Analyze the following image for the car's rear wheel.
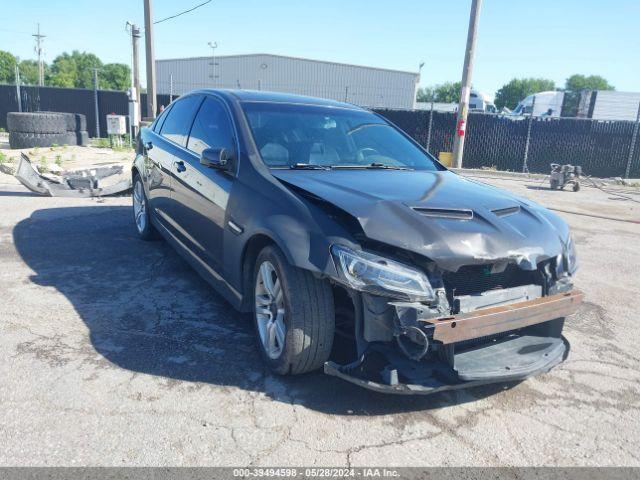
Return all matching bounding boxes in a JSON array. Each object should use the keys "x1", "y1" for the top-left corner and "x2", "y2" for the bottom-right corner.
[
  {"x1": 132, "y1": 174, "x2": 158, "y2": 240},
  {"x1": 253, "y1": 245, "x2": 335, "y2": 375}
]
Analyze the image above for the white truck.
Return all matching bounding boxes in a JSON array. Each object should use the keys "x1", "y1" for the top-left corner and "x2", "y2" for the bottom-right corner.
[
  {"x1": 469, "y1": 90, "x2": 497, "y2": 113},
  {"x1": 511, "y1": 91, "x2": 565, "y2": 118},
  {"x1": 579, "y1": 90, "x2": 640, "y2": 121}
]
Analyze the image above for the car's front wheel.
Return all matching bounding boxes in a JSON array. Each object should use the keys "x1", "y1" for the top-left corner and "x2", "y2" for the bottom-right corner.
[{"x1": 253, "y1": 245, "x2": 335, "y2": 375}]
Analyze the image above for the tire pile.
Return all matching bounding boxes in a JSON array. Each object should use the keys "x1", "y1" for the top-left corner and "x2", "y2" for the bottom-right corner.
[{"x1": 7, "y1": 112, "x2": 90, "y2": 149}]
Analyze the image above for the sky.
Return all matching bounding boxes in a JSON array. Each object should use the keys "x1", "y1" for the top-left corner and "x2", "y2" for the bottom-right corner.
[{"x1": 1, "y1": 0, "x2": 639, "y2": 97}]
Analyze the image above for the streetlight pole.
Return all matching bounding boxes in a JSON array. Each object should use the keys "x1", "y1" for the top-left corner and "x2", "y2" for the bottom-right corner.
[
  {"x1": 452, "y1": 0, "x2": 482, "y2": 169},
  {"x1": 415, "y1": 61, "x2": 425, "y2": 109},
  {"x1": 208, "y1": 41, "x2": 218, "y2": 87}
]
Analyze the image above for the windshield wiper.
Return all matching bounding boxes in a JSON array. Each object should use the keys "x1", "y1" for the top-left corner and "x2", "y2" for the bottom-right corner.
[
  {"x1": 288, "y1": 163, "x2": 331, "y2": 170},
  {"x1": 330, "y1": 163, "x2": 412, "y2": 170},
  {"x1": 367, "y1": 163, "x2": 412, "y2": 170}
]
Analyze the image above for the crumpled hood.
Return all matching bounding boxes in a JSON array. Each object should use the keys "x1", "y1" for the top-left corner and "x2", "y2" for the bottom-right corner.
[{"x1": 272, "y1": 169, "x2": 570, "y2": 272}]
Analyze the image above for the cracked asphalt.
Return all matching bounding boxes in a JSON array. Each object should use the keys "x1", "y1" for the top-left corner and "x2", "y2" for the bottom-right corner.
[{"x1": 0, "y1": 170, "x2": 639, "y2": 467}]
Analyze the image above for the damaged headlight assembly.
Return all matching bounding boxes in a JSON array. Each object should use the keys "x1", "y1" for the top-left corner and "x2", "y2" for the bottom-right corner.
[{"x1": 330, "y1": 245, "x2": 435, "y2": 301}]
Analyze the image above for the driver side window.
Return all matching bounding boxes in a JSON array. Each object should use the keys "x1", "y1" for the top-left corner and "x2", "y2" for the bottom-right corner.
[{"x1": 187, "y1": 97, "x2": 234, "y2": 156}]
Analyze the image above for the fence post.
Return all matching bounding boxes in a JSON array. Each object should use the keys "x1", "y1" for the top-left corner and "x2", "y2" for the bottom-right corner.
[
  {"x1": 425, "y1": 101, "x2": 434, "y2": 152},
  {"x1": 15, "y1": 66, "x2": 22, "y2": 112},
  {"x1": 624, "y1": 102, "x2": 640, "y2": 179},
  {"x1": 93, "y1": 68, "x2": 100, "y2": 138},
  {"x1": 522, "y1": 96, "x2": 536, "y2": 173}
]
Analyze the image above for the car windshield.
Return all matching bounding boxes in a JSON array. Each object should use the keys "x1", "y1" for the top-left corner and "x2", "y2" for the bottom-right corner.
[{"x1": 242, "y1": 102, "x2": 444, "y2": 171}]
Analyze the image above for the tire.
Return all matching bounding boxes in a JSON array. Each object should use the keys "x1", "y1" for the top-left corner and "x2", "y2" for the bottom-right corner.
[
  {"x1": 550, "y1": 179, "x2": 559, "y2": 190},
  {"x1": 63, "y1": 113, "x2": 87, "y2": 132},
  {"x1": 77, "y1": 130, "x2": 90, "y2": 146},
  {"x1": 132, "y1": 174, "x2": 158, "y2": 240},
  {"x1": 9, "y1": 131, "x2": 77, "y2": 149},
  {"x1": 253, "y1": 245, "x2": 335, "y2": 375},
  {"x1": 7, "y1": 112, "x2": 68, "y2": 134},
  {"x1": 37, "y1": 112, "x2": 87, "y2": 132}
]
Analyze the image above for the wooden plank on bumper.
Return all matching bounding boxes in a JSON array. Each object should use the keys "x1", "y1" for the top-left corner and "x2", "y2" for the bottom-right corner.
[{"x1": 422, "y1": 290, "x2": 584, "y2": 344}]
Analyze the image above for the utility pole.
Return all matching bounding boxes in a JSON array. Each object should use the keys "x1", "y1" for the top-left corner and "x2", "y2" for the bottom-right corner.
[
  {"x1": 144, "y1": 0, "x2": 157, "y2": 119},
  {"x1": 452, "y1": 0, "x2": 482, "y2": 168},
  {"x1": 93, "y1": 68, "x2": 100, "y2": 138},
  {"x1": 32, "y1": 23, "x2": 46, "y2": 86},
  {"x1": 131, "y1": 24, "x2": 141, "y2": 115}
]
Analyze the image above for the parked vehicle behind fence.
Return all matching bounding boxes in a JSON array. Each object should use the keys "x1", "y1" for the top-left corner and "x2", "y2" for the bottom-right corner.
[
  {"x1": 511, "y1": 91, "x2": 565, "y2": 118},
  {"x1": 131, "y1": 89, "x2": 582, "y2": 395}
]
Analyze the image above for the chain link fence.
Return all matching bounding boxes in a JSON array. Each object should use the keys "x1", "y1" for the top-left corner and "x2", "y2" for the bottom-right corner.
[
  {"x1": 2, "y1": 83, "x2": 639, "y2": 178},
  {"x1": 374, "y1": 109, "x2": 640, "y2": 178}
]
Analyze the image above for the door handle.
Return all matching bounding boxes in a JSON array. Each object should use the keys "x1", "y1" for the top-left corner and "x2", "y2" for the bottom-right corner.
[{"x1": 173, "y1": 160, "x2": 186, "y2": 173}]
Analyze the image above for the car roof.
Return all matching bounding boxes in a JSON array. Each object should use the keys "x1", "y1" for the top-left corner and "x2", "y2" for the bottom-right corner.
[{"x1": 190, "y1": 89, "x2": 365, "y2": 110}]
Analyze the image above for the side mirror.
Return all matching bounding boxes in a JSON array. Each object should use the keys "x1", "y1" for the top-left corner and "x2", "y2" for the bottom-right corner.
[{"x1": 200, "y1": 147, "x2": 231, "y2": 169}]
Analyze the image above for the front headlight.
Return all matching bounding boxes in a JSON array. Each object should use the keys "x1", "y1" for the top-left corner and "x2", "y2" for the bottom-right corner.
[{"x1": 330, "y1": 245, "x2": 435, "y2": 301}]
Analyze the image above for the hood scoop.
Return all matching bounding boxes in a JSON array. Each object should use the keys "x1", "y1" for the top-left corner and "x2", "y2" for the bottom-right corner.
[
  {"x1": 412, "y1": 207, "x2": 474, "y2": 220},
  {"x1": 492, "y1": 205, "x2": 521, "y2": 217}
]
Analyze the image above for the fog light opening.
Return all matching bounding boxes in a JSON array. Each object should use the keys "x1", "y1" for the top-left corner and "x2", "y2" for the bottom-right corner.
[{"x1": 396, "y1": 326, "x2": 430, "y2": 361}]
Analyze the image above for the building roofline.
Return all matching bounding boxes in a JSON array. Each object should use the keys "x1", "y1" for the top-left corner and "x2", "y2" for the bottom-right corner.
[{"x1": 156, "y1": 52, "x2": 419, "y2": 77}]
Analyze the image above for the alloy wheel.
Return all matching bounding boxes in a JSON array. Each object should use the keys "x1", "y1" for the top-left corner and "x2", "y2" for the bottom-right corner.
[
  {"x1": 255, "y1": 261, "x2": 286, "y2": 359},
  {"x1": 133, "y1": 180, "x2": 147, "y2": 234}
]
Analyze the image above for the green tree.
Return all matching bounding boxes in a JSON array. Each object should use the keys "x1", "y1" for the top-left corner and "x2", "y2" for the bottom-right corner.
[
  {"x1": 18, "y1": 59, "x2": 46, "y2": 85},
  {"x1": 416, "y1": 86, "x2": 435, "y2": 102},
  {"x1": 561, "y1": 74, "x2": 614, "y2": 117},
  {"x1": 495, "y1": 78, "x2": 556, "y2": 110},
  {"x1": 101, "y1": 63, "x2": 131, "y2": 90},
  {"x1": 48, "y1": 51, "x2": 103, "y2": 88},
  {"x1": 0, "y1": 50, "x2": 18, "y2": 83},
  {"x1": 416, "y1": 81, "x2": 461, "y2": 104},
  {"x1": 565, "y1": 74, "x2": 614, "y2": 92}
]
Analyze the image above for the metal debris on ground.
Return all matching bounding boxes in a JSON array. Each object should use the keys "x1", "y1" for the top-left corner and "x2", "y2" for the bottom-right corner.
[{"x1": 14, "y1": 153, "x2": 131, "y2": 198}]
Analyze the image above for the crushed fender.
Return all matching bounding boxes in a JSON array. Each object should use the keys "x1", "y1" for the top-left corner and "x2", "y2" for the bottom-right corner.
[{"x1": 15, "y1": 153, "x2": 131, "y2": 198}]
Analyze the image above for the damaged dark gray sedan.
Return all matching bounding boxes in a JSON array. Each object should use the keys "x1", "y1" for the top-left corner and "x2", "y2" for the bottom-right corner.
[{"x1": 132, "y1": 89, "x2": 582, "y2": 394}]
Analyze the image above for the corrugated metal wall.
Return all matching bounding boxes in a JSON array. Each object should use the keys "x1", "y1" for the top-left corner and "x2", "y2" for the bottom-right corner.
[{"x1": 156, "y1": 54, "x2": 419, "y2": 109}]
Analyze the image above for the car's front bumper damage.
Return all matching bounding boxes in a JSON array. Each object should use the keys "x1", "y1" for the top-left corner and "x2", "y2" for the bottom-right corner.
[{"x1": 324, "y1": 289, "x2": 583, "y2": 395}]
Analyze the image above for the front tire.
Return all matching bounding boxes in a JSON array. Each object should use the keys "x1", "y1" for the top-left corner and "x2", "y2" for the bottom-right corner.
[
  {"x1": 132, "y1": 174, "x2": 158, "y2": 240},
  {"x1": 253, "y1": 246, "x2": 335, "y2": 375}
]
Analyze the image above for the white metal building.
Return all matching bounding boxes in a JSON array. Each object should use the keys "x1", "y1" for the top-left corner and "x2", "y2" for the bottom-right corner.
[{"x1": 156, "y1": 53, "x2": 420, "y2": 109}]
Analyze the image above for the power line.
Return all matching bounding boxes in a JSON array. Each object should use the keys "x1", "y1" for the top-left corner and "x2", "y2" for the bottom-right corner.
[
  {"x1": 0, "y1": 28, "x2": 32, "y2": 35},
  {"x1": 153, "y1": 0, "x2": 212, "y2": 25}
]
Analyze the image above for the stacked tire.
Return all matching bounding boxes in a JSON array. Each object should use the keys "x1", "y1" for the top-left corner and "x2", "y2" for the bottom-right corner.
[{"x1": 7, "y1": 112, "x2": 89, "y2": 149}]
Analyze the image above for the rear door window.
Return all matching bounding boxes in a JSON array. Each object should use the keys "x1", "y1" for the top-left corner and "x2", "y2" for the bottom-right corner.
[
  {"x1": 187, "y1": 97, "x2": 235, "y2": 156},
  {"x1": 159, "y1": 95, "x2": 203, "y2": 147},
  {"x1": 152, "y1": 104, "x2": 173, "y2": 132}
]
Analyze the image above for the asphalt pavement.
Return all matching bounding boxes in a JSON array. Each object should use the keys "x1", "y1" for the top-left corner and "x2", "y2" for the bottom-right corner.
[{"x1": 0, "y1": 170, "x2": 638, "y2": 466}]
